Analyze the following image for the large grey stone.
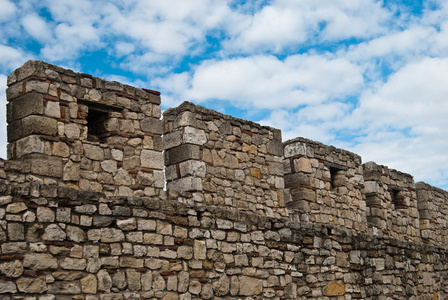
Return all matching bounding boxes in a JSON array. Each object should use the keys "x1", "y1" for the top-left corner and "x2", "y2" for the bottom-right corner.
[
  {"x1": 17, "y1": 275, "x2": 47, "y2": 293},
  {"x1": 141, "y1": 117, "x2": 163, "y2": 134},
  {"x1": 141, "y1": 149, "x2": 164, "y2": 170},
  {"x1": 10, "y1": 92, "x2": 44, "y2": 120},
  {"x1": 23, "y1": 253, "x2": 57, "y2": 270}
]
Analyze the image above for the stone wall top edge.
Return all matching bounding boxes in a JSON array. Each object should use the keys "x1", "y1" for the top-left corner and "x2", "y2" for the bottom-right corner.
[
  {"x1": 7, "y1": 60, "x2": 161, "y2": 104},
  {"x1": 164, "y1": 101, "x2": 281, "y2": 135},
  {"x1": 416, "y1": 181, "x2": 448, "y2": 195},
  {"x1": 363, "y1": 161, "x2": 415, "y2": 183},
  {"x1": 283, "y1": 136, "x2": 361, "y2": 161}
]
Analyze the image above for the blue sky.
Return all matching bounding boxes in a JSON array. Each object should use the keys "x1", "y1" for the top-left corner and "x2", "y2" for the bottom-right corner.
[{"x1": 1, "y1": 0, "x2": 448, "y2": 189}]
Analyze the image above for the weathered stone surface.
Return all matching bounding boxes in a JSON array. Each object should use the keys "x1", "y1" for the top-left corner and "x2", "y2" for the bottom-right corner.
[
  {"x1": 66, "y1": 225, "x2": 87, "y2": 242},
  {"x1": 323, "y1": 281, "x2": 345, "y2": 296},
  {"x1": 81, "y1": 274, "x2": 98, "y2": 294},
  {"x1": 0, "y1": 260, "x2": 23, "y2": 278},
  {"x1": 59, "y1": 257, "x2": 87, "y2": 270},
  {"x1": 239, "y1": 276, "x2": 262, "y2": 296},
  {"x1": 141, "y1": 149, "x2": 164, "y2": 170},
  {"x1": 0, "y1": 279, "x2": 17, "y2": 293},
  {"x1": 43, "y1": 224, "x2": 66, "y2": 241},
  {"x1": 101, "y1": 228, "x2": 125, "y2": 242},
  {"x1": 24, "y1": 253, "x2": 57, "y2": 270},
  {"x1": 213, "y1": 274, "x2": 230, "y2": 296},
  {"x1": 183, "y1": 127, "x2": 207, "y2": 145},
  {"x1": 47, "y1": 281, "x2": 81, "y2": 294},
  {"x1": 17, "y1": 275, "x2": 47, "y2": 293}
]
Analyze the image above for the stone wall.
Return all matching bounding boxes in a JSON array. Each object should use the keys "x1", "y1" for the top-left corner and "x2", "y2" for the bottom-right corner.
[
  {"x1": 416, "y1": 182, "x2": 448, "y2": 247},
  {"x1": 1, "y1": 180, "x2": 448, "y2": 299},
  {"x1": 283, "y1": 137, "x2": 367, "y2": 233},
  {"x1": 1, "y1": 60, "x2": 448, "y2": 299},
  {"x1": 164, "y1": 102, "x2": 288, "y2": 219},
  {"x1": 363, "y1": 161, "x2": 420, "y2": 243},
  {"x1": 5, "y1": 60, "x2": 164, "y2": 198}
]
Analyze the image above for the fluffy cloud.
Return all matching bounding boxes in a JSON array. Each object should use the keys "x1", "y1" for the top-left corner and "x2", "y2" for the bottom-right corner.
[
  {"x1": 0, "y1": 0, "x2": 16, "y2": 21},
  {"x1": 224, "y1": 0, "x2": 390, "y2": 53},
  {"x1": 22, "y1": 13, "x2": 53, "y2": 42},
  {"x1": 156, "y1": 54, "x2": 363, "y2": 109}
]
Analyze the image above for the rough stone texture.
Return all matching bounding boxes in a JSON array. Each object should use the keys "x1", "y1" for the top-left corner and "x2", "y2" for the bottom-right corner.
[
  {"x1": 164, "y1": 102, "x2": 288, "y2": 218},
  {"x1": 284, "y1": 137, "x2": 367, "y2": 233},
  {"x1": 5, "y1": 60, "x2": 164, "y2": 198},
  {"x1": 1, "y1": 60, "x2": 448, "y2": 299}
]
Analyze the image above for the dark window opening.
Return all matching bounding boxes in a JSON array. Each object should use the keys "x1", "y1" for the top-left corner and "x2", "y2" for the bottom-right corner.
[
  {"x1": 325, "y1": 161, "x2": 348, "y2": 191},
  {"x1": 391, "y1": 188, "x2": 406, "y2": 209},
  {"x1": 86, "y1": 107, "x2": 110, "y2": 142},
  {"x1": 330, "y1": 167, "x2": 344, "y2": 190}
]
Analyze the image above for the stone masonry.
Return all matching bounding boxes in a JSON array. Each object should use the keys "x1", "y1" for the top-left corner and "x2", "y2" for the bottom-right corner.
[{"x1": 1, "y1": 61, "x2": 448, "y2": 299}]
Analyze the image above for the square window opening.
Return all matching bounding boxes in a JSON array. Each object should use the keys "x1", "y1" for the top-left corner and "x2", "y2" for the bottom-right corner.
[
  {"x1": 86, "y1": 107, "x2": 110, "y2": 142},
  {"x1": 391, "y1": 188, "x2": 406, "y2": 209},
  {"x1": 330, "y1": 167, "x2": 345, "y2": 190}
]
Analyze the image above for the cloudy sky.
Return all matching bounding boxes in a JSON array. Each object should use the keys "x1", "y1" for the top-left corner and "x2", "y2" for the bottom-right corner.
[{"x1": 1, "y1": 0, "x2": 448, "y2": 189}]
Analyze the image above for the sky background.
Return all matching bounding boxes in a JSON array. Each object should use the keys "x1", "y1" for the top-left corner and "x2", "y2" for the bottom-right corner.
[{"x1": 1, "y1": 0, "x2": 448, "y2": 189}]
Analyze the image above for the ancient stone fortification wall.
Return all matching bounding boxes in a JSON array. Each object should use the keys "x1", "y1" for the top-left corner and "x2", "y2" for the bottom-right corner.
[
  {"x1": 283, "y1": 137, "x2": 367, "y2": 233},
  {"x1": 5, "y1": 60, "x2": 164, "y2": 198},
  {"x1": 1, "y1": 61, "x2": 448, "y2": 299},
  {"x1": 163, "y1": 102, "x2": 287, "y2": 219}
]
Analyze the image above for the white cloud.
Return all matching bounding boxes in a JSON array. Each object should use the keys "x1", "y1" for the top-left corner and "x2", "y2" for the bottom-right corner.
[
  {"x1": 0, "y1": 0, "x2": 16, "y2": 21},
  {"x1": 224, "y1": 0, "x2": 391, "y2": 53},
  {"x1": 0, "y1": 44, "x2": 31, "y2": 71},
  {"x1": 22, "y1": 13, "x2": 52, "y2": 42},
  {"x1": 156, "y1": 54, "x2": 363, "y2": 109}
]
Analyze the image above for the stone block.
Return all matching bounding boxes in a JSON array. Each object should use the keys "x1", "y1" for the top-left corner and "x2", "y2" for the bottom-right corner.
[
  {"x1": 238, "y1": 276, "x2": 262, "y2": 296},
  {"x1": 167, "y1": 176, "x2": 203, "y2": 192},
  {"x1": 0, "y1": 279, "x2": 18, "y2": 293},
  {"x1": 17, "y1": 275, "x2": 47, "y2": 293},
  {"x1": 22, "y1": 115, "x2": 58, "y2": 137},
  {"x1": 141, "y1": 149, "x2": 164, "y2": 170},
  {"x1": 47, "y1": 281, "x2": 81, "y2": 294},
  {"x1": 284, "y1": 141, "x2": 307, "y2": 158},
  {"x1": 30, "y1": 155, "x2": 63, "y2": 178},
  {"x1": 183, "y1": 127, "x2": 207, "y2": 145},
  {"x1": 23, "y1": 253, "x2": 58, "y2": 270},
  {"x1": 165, "y1": 144, "x2": 201, "y2": 165},
  {"x1": 9, "y1": 92, "x2": 44, "y2": 120},
  {"x1": 290, "y1": 187, "x2": 315, "y2": 202},
  {"x1": 323, "y1": 281, "x2": 345, "y2": 296},
  {"x1": 7, "y1": 60, "x2": 46, "y2": 85},
  {"x1": 179, "y1": 160, "x2": 206, "y2": 178},
  {"x1": 267, "y1": 140, "x2": 283, "y2": 156},
  {"x1": 6, "y1": 83, "x2": 23, "y2": 102},
  {"x1": 84, "y1": 144, "x2": 105, "y2": 161},
  {"x1": 174, "y1": 111, "x2": 196, "y2": 127},
  {"x1": 163, "y1": 130, "x2": 182, "y2": 150},
  {"x1": 141, "y1": 117, "x2": 164, "y2": 135}
]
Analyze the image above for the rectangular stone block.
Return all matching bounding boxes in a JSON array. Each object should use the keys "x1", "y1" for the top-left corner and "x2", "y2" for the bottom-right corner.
[
  {"x1": 284, "y1": 173, "x2": 310, "y2": 187},
  {"x1": 165, "y1": 144, "x2": 200, "y2": 165},
  {"x1": 141, "y1": 149, "x2": 164, "y2": 170},
  {"x1": 166, "y1": 176, "x2": 202, "y2": 192},
  {"x1": 141, "y1": 117, "x2": 164, "y2": 135},
  {"x1": 163, "y1": 131, "x2": 182, "y2": 150},
  {"x1": 29, "y1": 154, "x2": 63, "y2": 178},
  {"x1": 15, "y1": 135, "x2": 45, "y2": 158},
  {"x1": 9, "y1": 92, "x2": 45, "y2": 120}
]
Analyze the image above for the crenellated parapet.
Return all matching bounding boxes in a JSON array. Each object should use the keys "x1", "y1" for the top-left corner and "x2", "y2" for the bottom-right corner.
[
  {"x1": 5, "y1": 60, "x2": 164, "y2": 197},
  {"x1": 163, "y1": 101, "x2": 288, "y2": 218},
  {"x1": 363, "y1": 161, "x2": 420, "y2": 242},
  {"x1": 416, "y1": 181, "x2": 448, "y2": 246},
  {"x1": 283, "y1": 137, "x2": 367, "y2": 232},
  {"x1": 2, "y1": 60, "x2": 448, "y2": 299}
]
